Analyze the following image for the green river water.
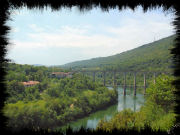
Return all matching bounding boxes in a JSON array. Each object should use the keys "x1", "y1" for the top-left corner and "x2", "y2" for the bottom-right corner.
[{"x1": 57, "y1": 86, "x2": 145, "y2": 131}]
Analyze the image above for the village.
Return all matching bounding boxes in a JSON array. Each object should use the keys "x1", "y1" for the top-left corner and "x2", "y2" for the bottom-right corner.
[{"x1": 21, "y1": 72, "x2": 74, "y2": 87}]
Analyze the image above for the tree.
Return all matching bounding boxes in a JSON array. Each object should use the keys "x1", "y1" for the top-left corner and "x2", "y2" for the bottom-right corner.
[
  {"x1": 97, "y1": 75, "x2": 176, "y2": 131},
  {"x1": 145, "y1": 74, "x2": 176, "y2": 113}
]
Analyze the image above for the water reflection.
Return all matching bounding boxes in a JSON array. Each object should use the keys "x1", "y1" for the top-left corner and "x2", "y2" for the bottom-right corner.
[
  {"x1": 59, "y1": 87, "x2": 145, "y2": 131},
  {"x1": 134, "y1": 96, "x2": 136, "y2": 112},
  {"x1": 87, "y1": 119, "x2": 99, "y2": 129}
]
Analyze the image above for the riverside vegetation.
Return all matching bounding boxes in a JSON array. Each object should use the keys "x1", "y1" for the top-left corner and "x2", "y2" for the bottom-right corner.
[
  {"x1": 3, "y1": 64, "x2": 176, "y2": 132},
  {"x1": 3, "y1": 63, "x2": 117, "y2": 130},
  {"x1": 96, "y1": 75, "x2": 176, "y2": 131},
  {"x1": 61, "y1": 35, "x2": 175, "y2": 93},
  {"x1": 3, "y1": 35, "x2": 176, "y2": 131}
]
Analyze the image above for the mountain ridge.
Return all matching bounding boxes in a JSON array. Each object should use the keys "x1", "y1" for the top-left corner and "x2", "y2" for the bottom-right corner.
[{"x1": 61, "y1": 35, "x2": 175, "y2": 72}]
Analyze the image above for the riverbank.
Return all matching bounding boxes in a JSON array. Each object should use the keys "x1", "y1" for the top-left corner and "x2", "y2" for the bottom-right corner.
[
  {"x1": 55, "y1": 87, "x2": 145, "y2": 132},
  {"x1": 4, "y1": 72, "x2": 118, "y2": 131},
  {"x1": 53, "y1": 98, "x2": 118, "y2": 131}
]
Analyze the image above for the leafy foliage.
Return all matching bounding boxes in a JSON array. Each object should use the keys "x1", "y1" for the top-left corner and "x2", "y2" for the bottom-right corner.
[
  {"x1": 97, "y1": 75, "x2": 176, "y2": 131},
  {"x1": 3, "y1": 63, "x2": 117, "y2": 130},
  {"x1": 145, "y1": 75, "x2": 176, "y2": 113},
  {"x1": 63, "y1": 35, "x2": 175, "y2": 72}
]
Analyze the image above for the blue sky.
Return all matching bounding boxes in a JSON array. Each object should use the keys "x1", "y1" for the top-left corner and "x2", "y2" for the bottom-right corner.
[{"x1": 6, "y1": 6, "x2": 175, "y2": 66}]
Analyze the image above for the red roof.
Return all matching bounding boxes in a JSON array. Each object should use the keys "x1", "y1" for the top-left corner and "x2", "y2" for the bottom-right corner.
[{"x1": 22, "y1": 81, "x2": 39, "y2": 86}]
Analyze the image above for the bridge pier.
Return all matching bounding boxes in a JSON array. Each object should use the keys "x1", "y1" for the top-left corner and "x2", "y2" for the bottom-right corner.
[
  {"x1": 133, "y1": 96, "x2": 136, "y2": 112},
  {"x1": 124, "y1": 72, "x2": 126, "y2": 96},
  {"x1": 93, "y1": 72, "x2": 95, "y2": 82},
  {"x1": 82, "y1": 71, "x2": 84, "y2": 77},
  {"x1": 113, "y1": 71, "x2": 116, "y2": 86},
  {"x1": 123, "y1": 96, "x2": 126, "y2": 110},
  {"x1": 154, "y1": 72, "x2": 156, "y2": 84},
  {"x1": 103, "y1": 71, "x2": 106, "y2": 86},
  {"x1": 134, "y1": 72, "x2": 136, "y2": 96},
  {"x1": 144, "y1": 73, "x2": 146, "y2": 95},
  {"x1": 77, "y1": 70, "x2": 160, "y2": 96}
]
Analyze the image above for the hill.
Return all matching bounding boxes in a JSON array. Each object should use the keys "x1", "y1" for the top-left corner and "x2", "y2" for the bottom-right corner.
[{"x1": 62, "y1": 35, "x2": 175, "y2": 72}]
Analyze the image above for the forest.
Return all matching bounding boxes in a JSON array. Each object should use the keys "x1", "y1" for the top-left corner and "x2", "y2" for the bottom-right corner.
[
  {"x1": 62, "y1": 35, "x2": 175, "y2": 72},
  {"x1": 3, "y1": 62, "x2": 117, "y2": 130},
  {"x1": 61, "y1": 35, "x2": 175, "y2": 96}
]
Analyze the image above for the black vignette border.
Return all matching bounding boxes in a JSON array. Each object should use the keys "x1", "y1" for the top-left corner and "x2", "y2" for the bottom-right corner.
[{"x1": 0, "y1": 0, "x2": 179, "y2": 134}]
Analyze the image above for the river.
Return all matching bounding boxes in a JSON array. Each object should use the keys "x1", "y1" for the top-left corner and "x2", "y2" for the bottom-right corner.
[{"x1": 57, "y1": 86, "x2": 145, "y2": 131}]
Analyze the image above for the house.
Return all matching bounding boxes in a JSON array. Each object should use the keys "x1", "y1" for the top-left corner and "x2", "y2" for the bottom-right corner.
[
  {"x1": 66, "y1": 72, "x2": 73, "y2": 78},
  {"x1": 22, "y1": 81, "x2": 40, "y2": 87},
  {"x1": 51, "y1": 72, "x2": 73, "y2": 79}
]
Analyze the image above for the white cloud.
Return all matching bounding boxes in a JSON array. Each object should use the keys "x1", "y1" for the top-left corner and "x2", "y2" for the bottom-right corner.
[
  {"x1": 29, "y1": 24, "x2": 45, "y2": 32},
  {"x1": 8, "y1": 8, "x2": 175, "y2": 65},
  {"x1": 9, "y1": 20, "x2": 174, "y2": 60},
  {"x1": 10, "y1": 7, "x2": 30, "y2": 17},
  {"x1": 24, "y1": 25, "x2": 119, "y2": 49},
  {"x1": 56, "y1": 25, "x2": 91, "y2": 34},
  {"x1": 11, "y1": 27, "x2": 19, "y2": 33},
  {"x1": 9, "y1": 40, "x2": 45, "y2": 49},
  {"x1": 104, "y1": 19, "x2": 174, "y2": 48}
]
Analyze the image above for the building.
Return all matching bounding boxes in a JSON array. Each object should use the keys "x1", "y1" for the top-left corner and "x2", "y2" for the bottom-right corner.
[
  {"x1": 51, "y1": 72, "x2": 73, "y2": 79},
  {"x1": 22, "y1": 81, "x2": 40, "y2": 87}
]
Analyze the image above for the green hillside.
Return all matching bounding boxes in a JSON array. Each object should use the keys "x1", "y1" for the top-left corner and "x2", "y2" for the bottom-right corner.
[{"x1": 62, "y1": 35, "x2": 175, "y2": 72}]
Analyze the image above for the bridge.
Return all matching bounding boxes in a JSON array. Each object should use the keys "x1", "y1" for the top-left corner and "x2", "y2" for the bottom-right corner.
[{"x1": 73, "y1": 70, "x2": 171, "y2": 96}]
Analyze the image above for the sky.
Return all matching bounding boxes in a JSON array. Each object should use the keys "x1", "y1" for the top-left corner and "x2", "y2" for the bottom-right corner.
[{"x1": 6, "y1": 6, "x2": 175, "y2": 66}]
